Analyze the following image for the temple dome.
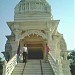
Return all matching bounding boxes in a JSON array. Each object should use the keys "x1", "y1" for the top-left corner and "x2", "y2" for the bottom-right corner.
[{"x1": 14, "y1": 0, "x2": 51, "y2": 21}]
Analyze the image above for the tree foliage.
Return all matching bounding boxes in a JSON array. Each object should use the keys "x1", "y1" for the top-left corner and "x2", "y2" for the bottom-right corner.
[
  {"x1": 0, "y1": 57, "x2": 3, "y2": 75},
  {"x1": 67, "y1": 50, "x2": 75, "y2": 75},
  {"x1": 67, "y1": 50, "x2": 75, "y2": 64}
]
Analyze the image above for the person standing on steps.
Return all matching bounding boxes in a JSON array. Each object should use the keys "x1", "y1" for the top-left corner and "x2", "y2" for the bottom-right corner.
[
  {"x1": 45, "y1": 43, "x2": 50, "y2": 62},
  {"x1": 23, "y1": 44, "x2": 28, "y2": 63},
  {"x1": 6, "y1": 52, "x2": 10, "y2": 62},
  {"x1": 17, "y1": 43, "x2": 20, "y2": 63}
]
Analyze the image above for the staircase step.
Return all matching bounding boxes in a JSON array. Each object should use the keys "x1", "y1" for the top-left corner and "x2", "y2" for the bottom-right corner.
[
  {"x1": 11, "y1": 63, "x2": 25, "y2": 75},
  {"x1": 11, "y1": 60, "x2": 55, "y2": 75},
  {"x1": 41, "y1": 61, "x2": 54, "y2": 75}
]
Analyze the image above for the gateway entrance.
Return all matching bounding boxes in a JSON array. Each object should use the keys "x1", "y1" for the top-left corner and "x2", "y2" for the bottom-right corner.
[
  {"x1": 28, "y1": 48, "x2": 43, "y2": 59},
  {"x1": 27, "y1": 44, "x2": 43, "y2": 59}
]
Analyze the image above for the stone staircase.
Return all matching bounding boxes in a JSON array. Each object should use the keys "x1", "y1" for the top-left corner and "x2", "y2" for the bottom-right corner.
[
  {"x1": 11, "y1": 60, "x2": 55, "y2": 75},
  {"x1": 11, "y1": 63, "x2": 25, "y2": 75}
]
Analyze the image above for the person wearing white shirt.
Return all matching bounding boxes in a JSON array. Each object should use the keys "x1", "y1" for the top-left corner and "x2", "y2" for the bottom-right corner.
[{"x1": 23, "y1": 44, "x2": 28, "y2": 63}]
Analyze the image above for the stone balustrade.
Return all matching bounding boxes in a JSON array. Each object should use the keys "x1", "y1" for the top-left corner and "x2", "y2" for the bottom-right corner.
[
  {"x1": 3, "y1": 54, "x2": 17, "y2": 75},
  {"x1": 48, "y1": 52, "x2": 59, "y2": 75}
]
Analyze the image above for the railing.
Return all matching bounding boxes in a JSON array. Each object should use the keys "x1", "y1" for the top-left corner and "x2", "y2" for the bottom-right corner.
[
  {"x1": 48, "y1": 52, "x2": 59, "y2": 75},
  {"x1": 3, "y1": 54, "x2": 17, "y2": 75}
]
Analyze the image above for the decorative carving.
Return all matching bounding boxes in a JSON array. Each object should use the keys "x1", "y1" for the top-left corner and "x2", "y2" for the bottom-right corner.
[
  {"x1": 60, "y1": 37, "x2": 67, "y2": 51},
  {"x1": 19, "y1": 30, "x2": 47, "y2": 40},
  {"x1": 15, "y1": 0, "x2": 51, "y2": 14},
  {"x1": 5, "y1": 40, "x2": 12, "y2": 51}
]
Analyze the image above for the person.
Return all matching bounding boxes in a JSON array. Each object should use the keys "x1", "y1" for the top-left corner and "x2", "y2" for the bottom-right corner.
[
  {"x1": 23, "y1": 44, "x2": 28, "y2": 63},
  {"x1": 45, "y1": 43, "x2": 50, "y2": 62},
  {"x1": 6, "y1": 52, "x2": 10, "y2": 62},
  {"x1": 17, "y1": 43, "x2": 20, "y2": 63}
]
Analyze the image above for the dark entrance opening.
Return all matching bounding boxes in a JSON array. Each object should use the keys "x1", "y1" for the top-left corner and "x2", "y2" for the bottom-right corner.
[{"x1": 28, "y1": 48, "x2": 43, "y2": 59}]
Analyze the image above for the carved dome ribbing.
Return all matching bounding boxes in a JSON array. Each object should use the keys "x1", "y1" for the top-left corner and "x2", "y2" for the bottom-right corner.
[{"x1": 14, "y1": 0, "x2": 51, "y2": 15}]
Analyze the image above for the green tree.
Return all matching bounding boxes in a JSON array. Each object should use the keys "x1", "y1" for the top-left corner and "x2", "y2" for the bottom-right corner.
[
  {"x1": 0, "y1": 57, "x2": 3, "y2": 75},
  {"x1": 67, "y1": 50, "x2": 75, "y2": 75},
  {"x1": 67, "y1": 50, "x2": 75, "y2": 64}
]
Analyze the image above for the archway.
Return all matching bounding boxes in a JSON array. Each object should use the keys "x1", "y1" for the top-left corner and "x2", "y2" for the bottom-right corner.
[{"x1": 20, "y1": 34, "x2": 47, "y2": 59}]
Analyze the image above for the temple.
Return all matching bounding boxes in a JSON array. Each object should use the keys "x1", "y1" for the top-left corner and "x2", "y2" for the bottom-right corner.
[{"x1": 2, "y1": 0, "x2": 71, "y2": 75}]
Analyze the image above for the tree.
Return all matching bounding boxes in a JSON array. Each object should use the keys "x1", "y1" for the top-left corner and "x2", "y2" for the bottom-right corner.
[
  {"x1": 0, "y1": 57, "x2": 3, "y2": 75},
  {"x1": 67, "y1": 50, "x2": 75, "y2": 75},
  {"x1": 67, "y1": 50, "x2": 75, "y2": 64}
]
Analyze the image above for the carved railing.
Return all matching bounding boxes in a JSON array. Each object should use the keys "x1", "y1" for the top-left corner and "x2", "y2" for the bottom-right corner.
[
  {"x1": 3, "y1": 54, "x2": 17, "y2": 75},
  {"x1": 48, "y1": 52, "x2": 59, "y2": 75}
]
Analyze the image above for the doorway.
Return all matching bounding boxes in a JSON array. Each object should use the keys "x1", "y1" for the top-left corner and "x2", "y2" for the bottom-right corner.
[
  {"x1": 27, "y1": 44, "x2": 43, "y2": 59},
  {"x1": 28, "y1": 48, "x2": 43, "y2": 59}
]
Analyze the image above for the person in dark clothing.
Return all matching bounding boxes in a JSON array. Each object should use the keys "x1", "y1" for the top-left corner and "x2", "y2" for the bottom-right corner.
[
  {"x1": 23, "y1": 44, "x2": 28, "y2": 63},
  {"x1": 17, "y1": 43, "x2": 20, "y2": 63},
  {"x1": 6, "y1": 52, "x2": 10, "y2": 62}
]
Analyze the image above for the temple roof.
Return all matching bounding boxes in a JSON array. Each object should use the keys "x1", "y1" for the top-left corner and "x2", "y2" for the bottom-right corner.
[{"x1": 14, "y1": 0, "x2": 51, "y2": 20}]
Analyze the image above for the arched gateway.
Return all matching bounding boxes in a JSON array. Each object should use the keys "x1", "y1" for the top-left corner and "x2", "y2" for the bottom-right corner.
[
  {"x1": 20, "y1": 35, "x2": 45, "y2": 59},
  {"x1": 19, "y1": 30, "x2": 48, "y2": 59}
]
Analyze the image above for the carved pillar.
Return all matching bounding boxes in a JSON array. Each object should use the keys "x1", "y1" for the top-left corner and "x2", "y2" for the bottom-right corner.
[
  {"x1": 14, "y1": 29, "x2": 21, "y2": 41},
  {"x1": 53, "y1": 34, "x2": 64, "y2": 75},
  {"x1": 43, "y1": 41, "x2": 47, "y2": 60}
]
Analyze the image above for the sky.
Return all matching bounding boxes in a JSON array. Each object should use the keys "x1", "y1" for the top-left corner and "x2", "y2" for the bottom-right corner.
[{"x1": 0, "y1": 0, "x2": 74, "y2": 59}]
